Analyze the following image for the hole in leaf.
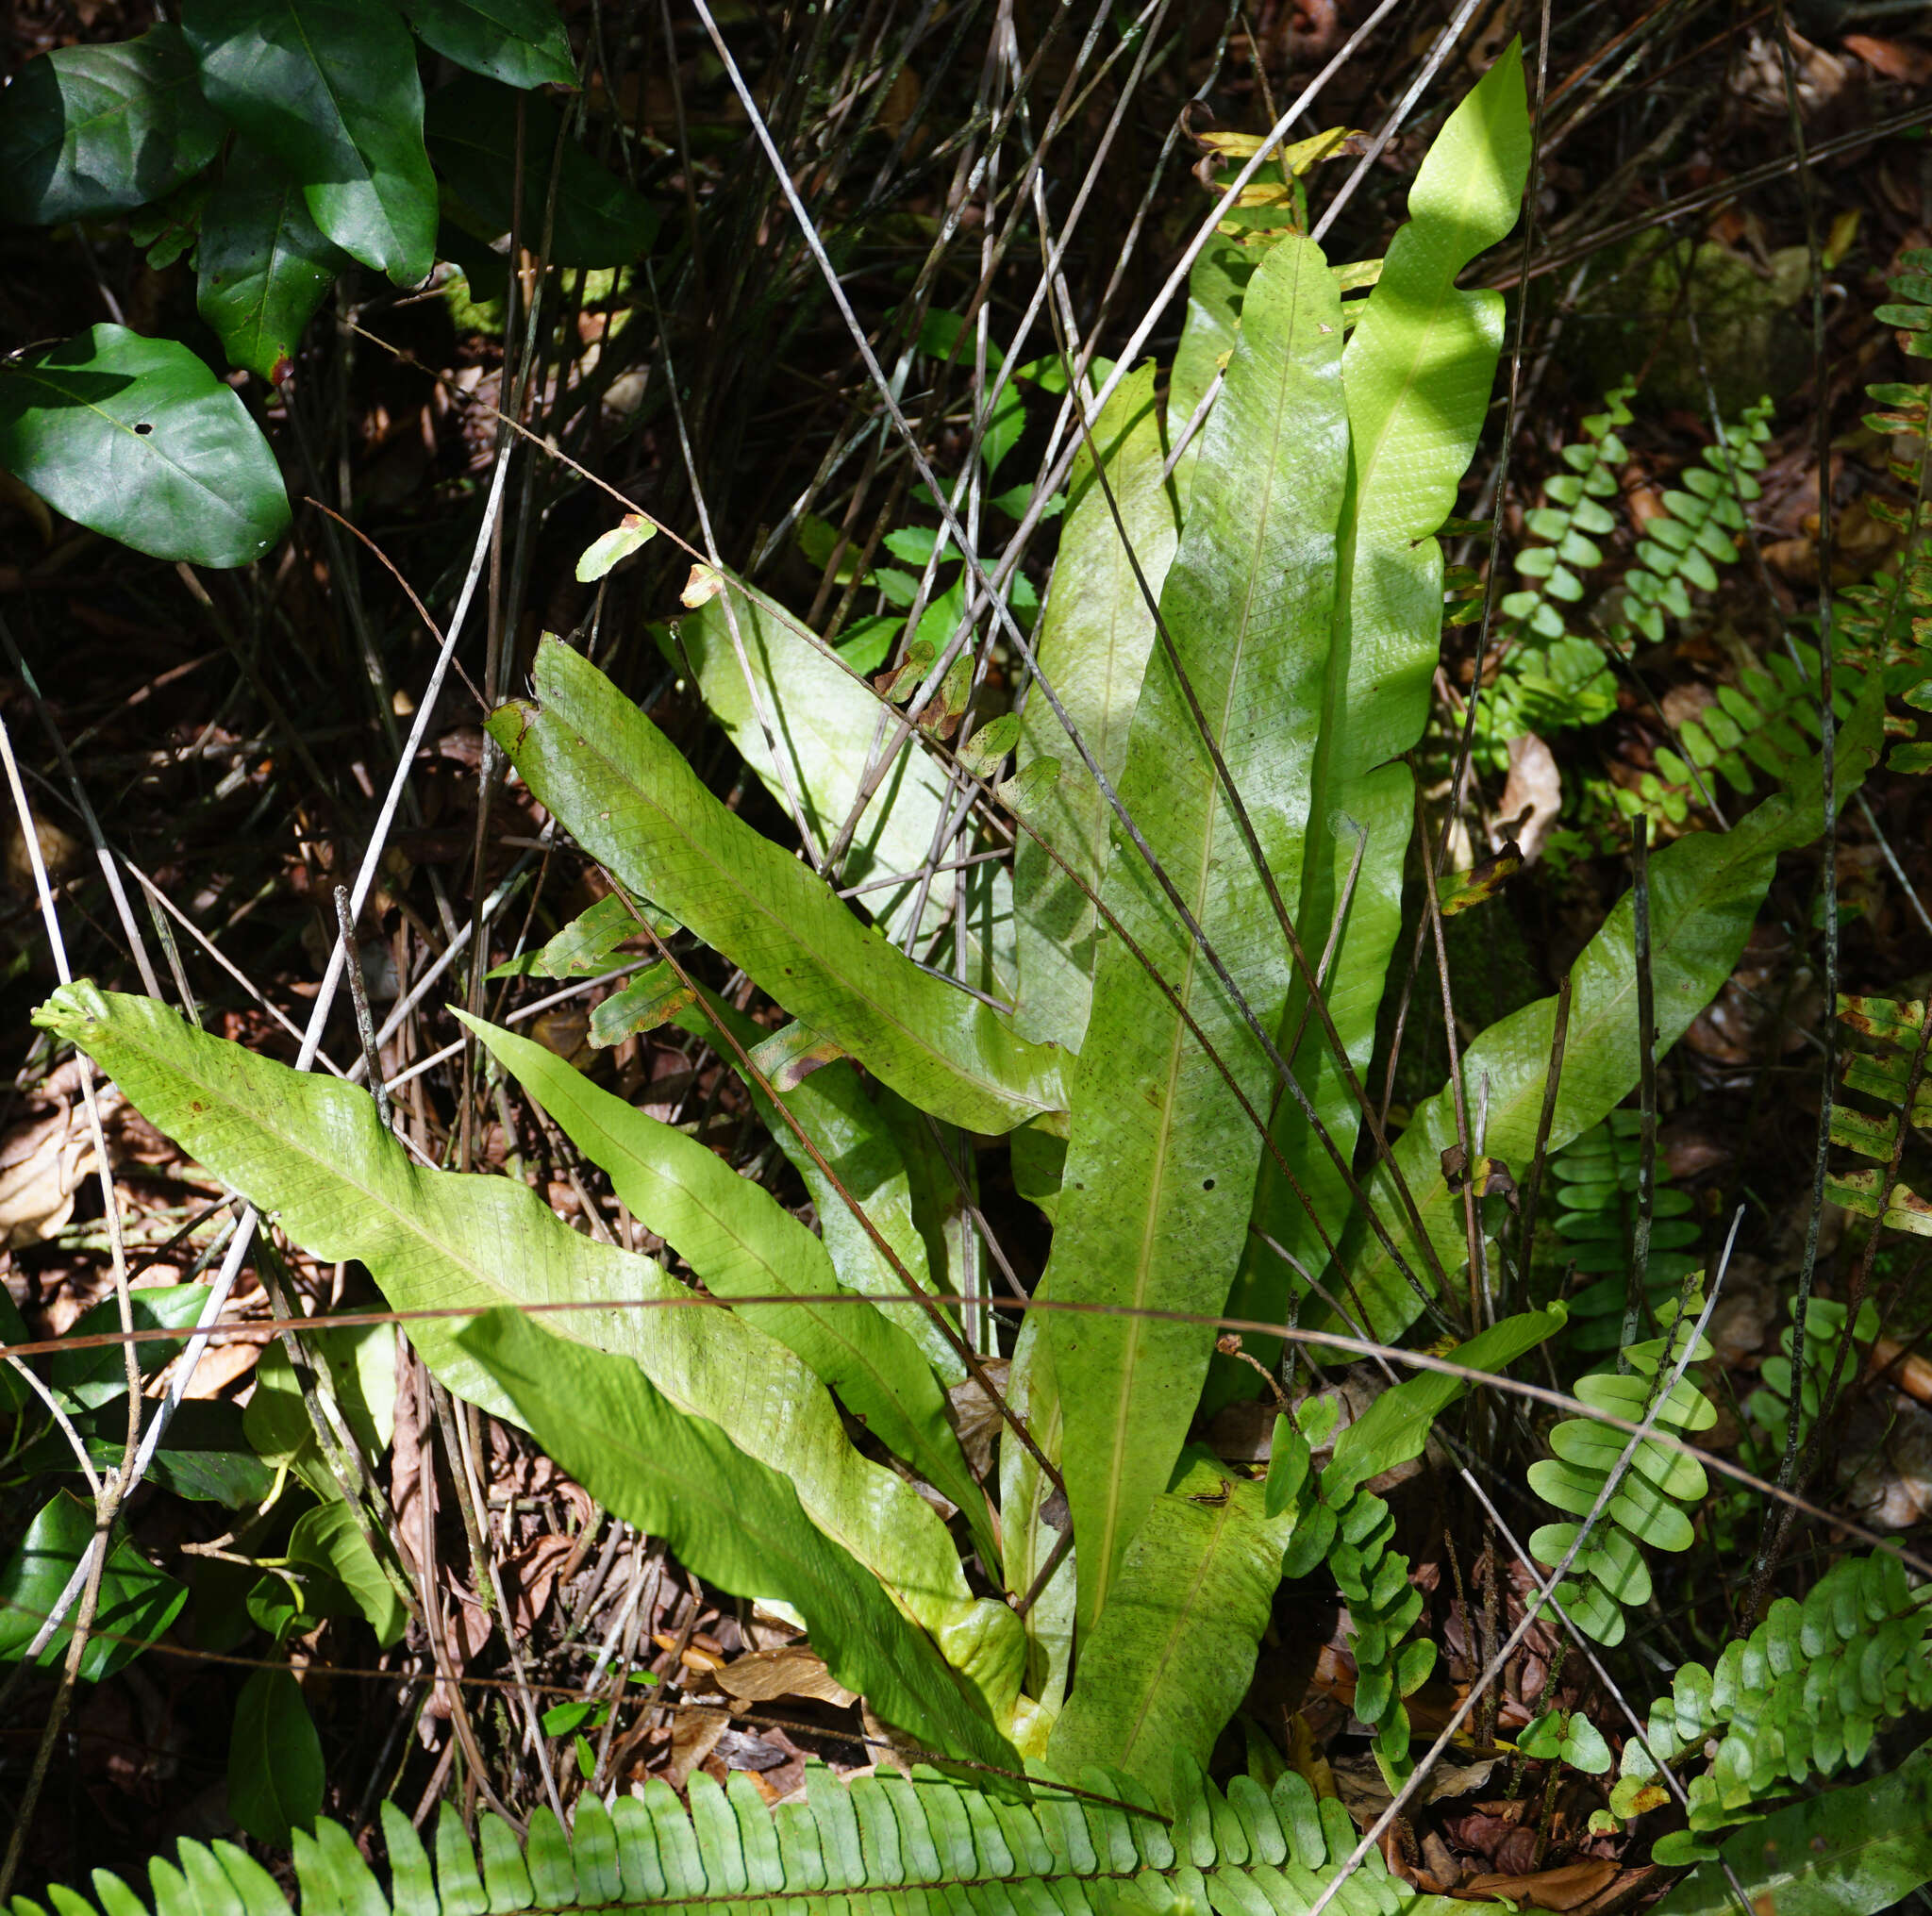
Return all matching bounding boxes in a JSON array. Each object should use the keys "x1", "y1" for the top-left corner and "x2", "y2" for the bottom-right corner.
[{"x1": 133, "y1": 422, "x2": 153, "y2": 435}]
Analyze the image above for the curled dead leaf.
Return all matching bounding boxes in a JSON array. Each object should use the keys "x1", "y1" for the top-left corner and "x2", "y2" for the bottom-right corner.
[{"x1": 715, "y1": 1642, "x2": 858, "y2": 1708}]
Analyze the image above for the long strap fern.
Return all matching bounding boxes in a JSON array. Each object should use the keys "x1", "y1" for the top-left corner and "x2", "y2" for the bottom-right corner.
[{"x1": 12, "y1": 1755, "x2": 1451, "y2": 1916}]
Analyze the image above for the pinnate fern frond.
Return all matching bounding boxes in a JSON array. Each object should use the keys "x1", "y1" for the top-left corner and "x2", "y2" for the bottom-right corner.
[
  {"x1": 12, "y1": 1755, "x2": 1463, "y2": 1916},
  {"x1": 1543, "y1": 1114, "x2": 1699, "y2": 1352},
  {"x1": 1824, "y1": 992, "x2": 1932, "y2": 1238},
  {"x1": 1739, "y1": 1294, "x2": 1879, "y2": 1475},
  {"x1": 1527, "y1": 1296, "x2": 1716, "y2": 1645},
  {"x1": 1612, "y1": 1551, "x2": 1932, "y2": 1841}
]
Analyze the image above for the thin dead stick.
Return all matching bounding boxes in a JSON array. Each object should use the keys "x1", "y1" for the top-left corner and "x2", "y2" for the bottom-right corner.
[
  {"x1": 1623, "y1": 816, "x2": 1659, "y2": 1360},
  {"x1": 0, "y1": 614, "x2": 163, "y2": 999},
  {"x1": 0, "y1": 708, "x2": 142, "y2": 1897},
  {"x1": 1513, "y1": 969, "x2": 1574, "y2": 1284},
  {"x1": 1741, "y1": 0, "x2": 1842, "y2": 1619},
  {"x1": 17, "y1": 1284, "x2": 1927, "y2": 1583},
  {"x1": 1309, "y1": 0, "x2": 1489, "y2": 242},
  {"x1": 17, "y1": 371, "x2": 520, "y2": 1685}
]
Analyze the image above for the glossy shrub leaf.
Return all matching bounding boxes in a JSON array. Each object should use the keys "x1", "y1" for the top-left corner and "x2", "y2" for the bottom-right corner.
[
  {"x1": 1235, "y1": 46, "x2": 1531, "y2": 1362},
  {"x1": 491, "y1": 639, "x2": 1066, "y2": 1135},
  {"x1": 1046, "y1": 1450, "x2": 1295, "y2": 1806},
  {"x1": 402, "y1": 0, "x2": 575, "y2": 89},
  {"x1": 459, "y1": 1011, "x2": 994, "y2": 1567},
  {"x1": 227, "y1": 1669, "x2": 325, "y2": 1849},
  {"x1": 0, "y1": 25, "x2": 224, "y2": 224},
  {"x1": 0, "y1": 325, "x2": 291, "y2": 566},
  {"x1": 33, "y1": 981, "x2": 1024, "y2": 1737},
  {"x1": 287, "y1": 1502, "x2": 408, "y2": 1647},
  {"x1": 1010, "y1": 360, "x2": 1180, "y2": 1049},
  {"x1": 183, "y1": 0, "x2": 438, "y2": 283},
  {"x1": 1043, "y1": 233, "x2": 1347, "y2": 1638},
  {"x1": 458, "y1": 1307, "x2": 1016, "y2": 1771},
  {"x1": 196, "y1": 145, "x2": 351, "y2": 380},
  {"x1": 0, "y1": 1491, "x2": 188, "y2": 1683},
  {"x1": 426, "y1": 75, "x2": 656, "y2": 269},
  {"x1": 49, "y1": 1283, "x2": 213, "y2": 1409}
]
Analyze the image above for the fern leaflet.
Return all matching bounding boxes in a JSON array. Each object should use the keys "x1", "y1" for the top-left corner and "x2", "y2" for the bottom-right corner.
[{"x1": 1527, "y1": 1293, "x2": 1716, "y2": 1645}]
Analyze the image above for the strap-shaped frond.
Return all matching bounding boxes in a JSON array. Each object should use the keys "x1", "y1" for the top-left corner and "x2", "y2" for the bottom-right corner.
[
  {"x1": 1615, "y1": 1551, "x2": 1932, "y2": 1833},
  {"x1": 1526, "y1": 1298, "x2": 1716, "y2": 1645},
  {"x1": 10, "y1": 1756, "x2": 1454, "y2": 1916}
]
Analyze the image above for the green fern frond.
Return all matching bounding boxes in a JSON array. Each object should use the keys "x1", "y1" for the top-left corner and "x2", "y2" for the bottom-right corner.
[
  {"x1": 1824, "y1": 993, "x2": 1932, "y2": 1238},
  {"x1": 1542, "y1": 1113, "x2": 1699, "y2": 1353},
  {"x1": 1615, "y1": 398, "x2": 1772, "y2": 647},
  {"x1": 1273, "y1": 1408, "x2": 1431, "y2": 1786},
  {"x1": 1612, "y1": 636, "x2": 1870, "y2": 830},
  {"x1": 1739, "y1": 1294, "x2": 1879, "y2": 1475},
  {"x1": 1527, "y1": 1293, "x2": 1716, "y2": 1645},
  {"x1": 11, "y1": 1754, "x2": 1457, "y2": 1916},
  {"x1": 1477, "y1": 388, "x2": 1774, "y2": 786},
  {"x1": 1503, "y1": 383, "x2": 1634, "y2": 642},
  {"x1": 1612, "y1": 1551, "x2": 1932, "y2": 1839},
  {"x1": 1839, "y1": 248, "x2": 1932, "y2": 774}
]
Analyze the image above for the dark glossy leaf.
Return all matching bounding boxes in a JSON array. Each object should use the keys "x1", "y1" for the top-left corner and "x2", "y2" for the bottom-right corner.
[
  {"x1": 0, "y1": 25, "x2": 224, "y2": 225},
  {"x1": 106, "y1": 1400, "x2": 275, "y2": 1508},
  {"x1": 426, "y1": 74, "x2": 656, "y2": 269},
  {"x1": 182, "y1": 0, "x2": 438, "y2": 283},
  {"x1": 287, "y1": 1501, "x2": 408, "y2": 1646},
  {"x1": 0, "y1": 325, "x2": 291, "y2": 566},
  {"x1": 49, "y1": 1283, "x2": 212, "y2": 1410},
  {"x1": 197, "y1": 144, "x2": 350, "y2": 380},
  {"x1": 0, "y1": 1282, "x2": 30, "y2": 1412},
  {"x1": 228, "y1": 1668, "x2": 325, "y2": 1848},
  {"x1": 401, "y1": 0, "x2": 575, "y2": 90},
  {"x1": 0, "y1": 1491, "x2": 188, "y2": 1682}
]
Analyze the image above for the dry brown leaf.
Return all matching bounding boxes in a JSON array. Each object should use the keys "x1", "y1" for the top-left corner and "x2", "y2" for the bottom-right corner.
[
  {"x1": 0, "y1": 1101, "x2": 97, "y2": 1251},
  {"x1": 715, "y1": 1643, "x2": 857, "y2": 1708},
  {"x1": 1843, "y1": 33, "x2": 1932, "y2": 84},
  {"x1": 1457, "y1": 1859, "x2": 1619, "y2": 1908},
  {"x1": 945, "y1": 1360, "x2": 1010, "y2": 1479},
  {"x1": 502, "y1": 1530, "x2": 579, "y2": 1635},
  {"x1": 1494, "y1": 734, "x2": 1560, "y2": 869},
  {"x1": 662, "y1": 1705, "x2": 729, "y2": 1790}
]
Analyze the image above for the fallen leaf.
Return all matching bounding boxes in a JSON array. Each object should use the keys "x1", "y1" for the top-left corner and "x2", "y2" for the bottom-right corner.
[
  {"x1": 945, "y1": 1360, "x2": 1011, "y2": 1478},
  {"x1": 502, "y1": 1530, "x2": 578, "y2": 1635},
  {"x1": 1496, "y1": 733, "x2": 1561, "y2": 867},
  {"x1": 715, "y1": 1643, "x2": 857, "y2": 1708},
  {"x1": 662, "y1": 1704, "x2": 729, "y2": 1789},
  {"x1": 1457, "y1": 1858, "x2": 1619, "y2": 1908},
  {"x1": 0, "y1": 1100, "x2": 98, "y2": 1251},
  {"x1": 1843, "y1": 34, "x2": 1932, "y2": 85}
]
